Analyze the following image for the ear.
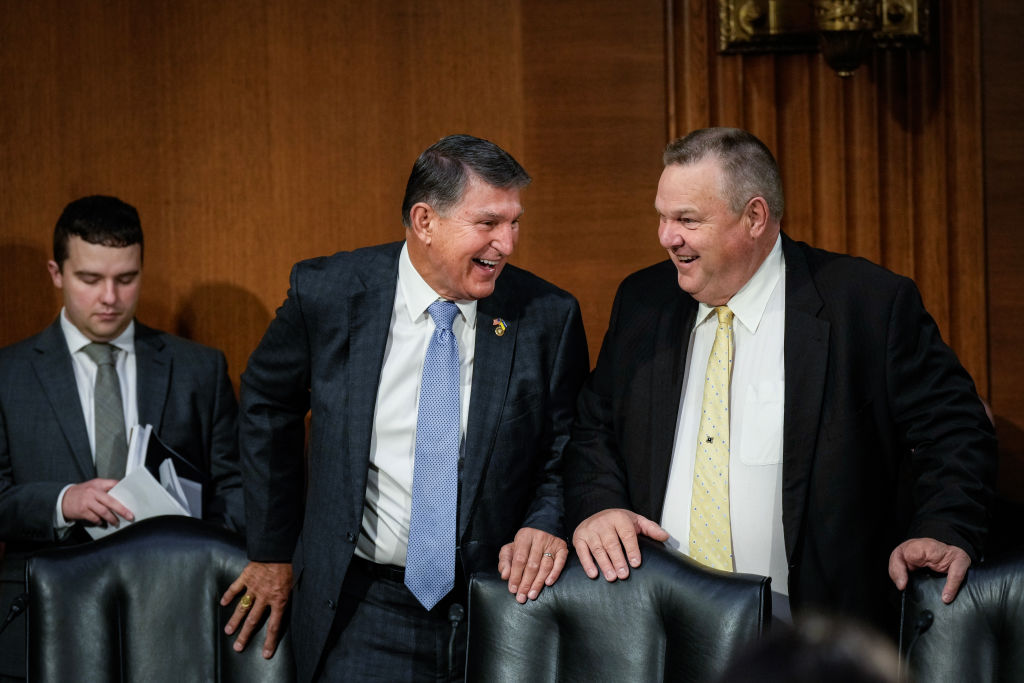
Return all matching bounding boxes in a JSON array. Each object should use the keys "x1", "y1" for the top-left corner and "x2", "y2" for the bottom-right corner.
[
  {"x1": 408, "y1": 202, "x2": 436, "y2": 245},
  {"x1": 47, "y1": 260, "x2": 63, "y2": 288},
  {"x1": 744, "y1": 196, "x2": 771, "y2": 238}
]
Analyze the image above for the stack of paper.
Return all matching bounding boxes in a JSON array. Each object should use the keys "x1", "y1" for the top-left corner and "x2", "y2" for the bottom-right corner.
[{"x1": 86, "y1": 425, "x2": 203, "y2": 540}]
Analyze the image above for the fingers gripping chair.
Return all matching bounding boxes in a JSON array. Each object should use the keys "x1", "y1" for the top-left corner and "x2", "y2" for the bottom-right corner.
[
  {"x1": 26, "y1": 515, "x2": 295, "y2": 682},
  {"x1": 466, "y1": 537, "x2": 771, "y2": 683},
  {"x1": 901, "y1": 551, "x2": 1024, "y2": 683}
]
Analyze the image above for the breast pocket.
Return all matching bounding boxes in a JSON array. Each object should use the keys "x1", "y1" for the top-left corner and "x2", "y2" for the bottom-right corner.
[{"x1": 738, "y1": 380, "x2": 784, "y2": 466}]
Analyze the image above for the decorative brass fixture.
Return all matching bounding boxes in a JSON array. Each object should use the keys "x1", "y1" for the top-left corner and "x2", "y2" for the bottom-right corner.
[{"x1": 718, "y1": 0, "x2": 928, "y2": 77}]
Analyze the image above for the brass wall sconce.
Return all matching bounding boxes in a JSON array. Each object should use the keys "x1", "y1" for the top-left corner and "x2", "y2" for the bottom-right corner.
[{"x1": 718, "y1": 1, "x2": 929, "y2": 77}]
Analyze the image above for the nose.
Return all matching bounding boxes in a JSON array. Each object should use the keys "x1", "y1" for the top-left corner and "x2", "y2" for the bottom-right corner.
[
  {"x1": 99, "y1": 279, "x2": 118, "y2": 305},
  {"x1": 658, "y1": 218, "x2": 683, "y2": 249},
  {"x1": 493, "y1": 221, "x2": 517, "y2": 257}
]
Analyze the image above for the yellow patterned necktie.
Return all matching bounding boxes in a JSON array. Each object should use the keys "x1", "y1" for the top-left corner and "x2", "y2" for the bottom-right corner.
[{"x1": 689, "y1": 305, "x2": 735, "y2": 571}]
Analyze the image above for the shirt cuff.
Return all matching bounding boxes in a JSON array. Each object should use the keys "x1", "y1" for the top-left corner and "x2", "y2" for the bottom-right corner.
[{"x1": 54, "y1": 484, "x2": 76, "y2": 532}]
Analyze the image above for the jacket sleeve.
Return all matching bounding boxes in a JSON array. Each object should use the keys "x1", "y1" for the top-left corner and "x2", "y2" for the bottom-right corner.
[
  {"x1": 886, "y1": 277, "x2": 997, "y2": 560},
  {"x1": 239, "y1": 263, "x2": 313, "y2": 562},
  {"x1": 564, "y1": 281, "x2": 637, "y2": 527},
  {"x1": 517, "y1": 297, "x2": 589, "y2": 537}
]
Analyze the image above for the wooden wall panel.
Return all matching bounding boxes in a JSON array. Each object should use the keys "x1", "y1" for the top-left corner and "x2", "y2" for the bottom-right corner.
[
  {"x1": 0, "y1": 0, "x2": 1002, "y2": 448},
  {"x1": 668, "y1": 0, "x2": 988, "y2": 398},
  {"x1": 4, "y1": 0, "x2": 652, "y2": 379},
  {"x1": 517, "y1": 0, "x2": 668, "y2": 346},
  {"x1": 983, "y1": 0, "x2": 1024, "y2": 500}
]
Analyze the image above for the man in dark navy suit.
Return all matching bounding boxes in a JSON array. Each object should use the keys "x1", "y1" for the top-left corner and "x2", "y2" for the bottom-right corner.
[{"x1": 223, "y1": 135, "x2": 589, "y2": 681}]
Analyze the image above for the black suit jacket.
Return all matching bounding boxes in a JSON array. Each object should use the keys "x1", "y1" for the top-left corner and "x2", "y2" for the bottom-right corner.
[
  {"x1": 565, "y1": 235, "x2": 996, "y2": 631},
  {"x1": 0, "y1": 319, "x2": 245, "y2": 676},
  {"x1": 240, "y1": 241, "x2": 589, "y2": 681}
]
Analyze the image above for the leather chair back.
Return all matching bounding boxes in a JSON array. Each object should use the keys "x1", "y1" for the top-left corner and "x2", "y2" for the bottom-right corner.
[
  {"x1": 467, "y1": 537, "x2": 771, "y2": 683},
  {"x1": 26, "y1": 516, "x2": 295, "y2": 682},
  {"x1": 901, "y1": 552, "x2": 1024, "y2": 683}
]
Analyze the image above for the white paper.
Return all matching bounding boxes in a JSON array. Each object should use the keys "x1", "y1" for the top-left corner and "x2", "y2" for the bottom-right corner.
[{"x1": 85, "y1": 466, "x2": 189, "y2": 540}]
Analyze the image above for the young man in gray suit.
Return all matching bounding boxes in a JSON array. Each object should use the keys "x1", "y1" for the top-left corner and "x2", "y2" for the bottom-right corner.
[
  {"x1": 0, "y1": 195, "x2": 245, "y2": 680},
  {"x1": 222, "y1": 135, "x2": 589, "y2": 681}
]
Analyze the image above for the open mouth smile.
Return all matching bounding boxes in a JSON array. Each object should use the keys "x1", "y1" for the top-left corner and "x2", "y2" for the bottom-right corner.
[{"x1": 473, "y1": 258, "x2": 499, "y2": 272}]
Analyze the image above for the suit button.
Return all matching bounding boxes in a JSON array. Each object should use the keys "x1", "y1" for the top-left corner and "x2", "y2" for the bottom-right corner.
[
  {"x1": 327, "y1": 599, "x2": 336, "y2": 610},
  {"x1": 345, "y1": 532, "x2": 355, "y2": 543}
]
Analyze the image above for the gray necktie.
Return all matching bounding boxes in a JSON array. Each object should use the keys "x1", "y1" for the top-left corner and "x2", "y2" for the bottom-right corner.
[{"x1": 82, "y1": 342, "x2": 128, "y2": 479}]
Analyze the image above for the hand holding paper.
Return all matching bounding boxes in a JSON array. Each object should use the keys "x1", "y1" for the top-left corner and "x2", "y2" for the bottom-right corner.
[{"x1": 85, "y1": 424, "x2": 204, "y2": 539}]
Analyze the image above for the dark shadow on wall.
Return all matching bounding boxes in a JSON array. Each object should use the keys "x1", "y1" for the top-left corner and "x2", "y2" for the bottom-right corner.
[
  {"x1": 0, "y1": 243, "x2": 60, "y2": 347},
  {"x1": 175, "y1": 282, "x2": 271, "y2": 395},
  {"x1": 989, "y1": 414, "x2": 1024, "y2": 559}
]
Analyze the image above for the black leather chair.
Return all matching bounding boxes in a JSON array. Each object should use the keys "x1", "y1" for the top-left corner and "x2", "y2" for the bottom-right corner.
[
  {"x1": 466, "y1": 537, "x2": 771, "y2": 683},
  {"x1": 901, "y1": 552, "x2": 1024, "y2": 683},
  {"x1": 26, "y1": 515, "x2": 295, "y2": 682}
]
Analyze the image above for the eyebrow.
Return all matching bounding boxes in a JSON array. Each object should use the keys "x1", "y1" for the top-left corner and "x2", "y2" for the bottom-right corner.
[
  {"x1": 655, "y1": 204, "x2": 698, "y2": 216},
  {"x1": 73, "y1": 269, "x2": 140, "y2": 279},
  {"x1": 475, "y1": 209, "x2": 524, "y2": 221}
]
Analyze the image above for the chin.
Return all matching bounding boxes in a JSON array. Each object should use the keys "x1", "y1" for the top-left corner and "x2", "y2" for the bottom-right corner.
[{"x1": 466, "y1": 285, "x2": 496, "y2": 301}]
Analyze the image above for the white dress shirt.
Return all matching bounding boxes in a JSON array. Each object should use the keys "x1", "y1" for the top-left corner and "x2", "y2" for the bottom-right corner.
[
  {"x1": 54, "y1": 310, "x2": 138, "y2": 527},
  {"x1": 660, "y1": 235, "x2": 790, "y2": 594},
  {"x1": 355, "y1": 242, "x2": 477, "y2": 566}
]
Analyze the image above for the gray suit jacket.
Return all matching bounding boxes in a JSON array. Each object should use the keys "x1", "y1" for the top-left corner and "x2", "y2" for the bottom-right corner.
[
  {"x1": 239, "y1": 242, "x2": 589, "y2": 680},
  {"x1": 0, "y1": 319, "x2": 245, "y2": 676}
]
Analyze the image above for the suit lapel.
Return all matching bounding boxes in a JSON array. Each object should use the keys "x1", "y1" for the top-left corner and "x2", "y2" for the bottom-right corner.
[
  {"x1": 460, "y1": 286, "x2": 517, "y2": 538},
  {"x1": 32, "y1": 321, "x2": 95, "y2": 478},
  {"x1": 781, "y1": 236, "x2": 829, "y2": 561},
  {"x1": 647, "y1": 285, "x2": 697, "y2": 520},
  {"x1": 343, "y1": 247, "x2": 401, "y2": 523},
  {"x1": 135, "y1": 323, "x2": 170, "y2": 432}
]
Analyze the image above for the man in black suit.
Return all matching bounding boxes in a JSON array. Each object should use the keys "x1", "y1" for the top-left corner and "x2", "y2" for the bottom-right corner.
[
  {"x1": 566, "y1": 127, "x2": 996, "y2": 633},
  {"x1": 221, "y1": 135, "x2": 589, "y2": 680},
  {"x1": 0, "y1": 195, "x2": 245, "y2": 680}
]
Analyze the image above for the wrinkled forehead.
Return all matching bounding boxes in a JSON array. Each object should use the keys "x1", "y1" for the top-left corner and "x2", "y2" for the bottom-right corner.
[{"x1": 656, "y1": 160, "x2": 728, "y2": 209}]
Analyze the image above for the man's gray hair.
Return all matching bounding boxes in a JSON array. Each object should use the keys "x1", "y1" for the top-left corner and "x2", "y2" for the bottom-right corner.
[{"x1": 663, "y1": 127, "x2": 784, "y2": 220}]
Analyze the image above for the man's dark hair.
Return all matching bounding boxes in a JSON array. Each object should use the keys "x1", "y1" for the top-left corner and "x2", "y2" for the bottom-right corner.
[
  {"x1": 53, "y1": 195, "x2": 144, "y2": 267},
  {"x1": 663, "y1": 127, "x2": 785, "y2": 221},
  {"x1": 401, "y1": 134, "x2": 531, "y2": 227},
  {"x1": 714, "y1": 616, "x2": 900, "y2": 683}
]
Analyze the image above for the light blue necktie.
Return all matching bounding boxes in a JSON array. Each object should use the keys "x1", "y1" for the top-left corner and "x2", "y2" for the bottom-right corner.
[{"x1": 405, "y1": 300, "x2": 461, "y2": 610}]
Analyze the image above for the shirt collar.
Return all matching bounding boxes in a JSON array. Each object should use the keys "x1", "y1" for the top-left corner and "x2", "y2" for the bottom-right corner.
[
  {"x1": 59, "y1": 308, "x2": 136, "y2": 355},
  {"x1": 696, "y1": 234, "x2": 783, "y2": 333},
  {"x1": 397, "y1": 242, "x2": 477, "y2": 328}
]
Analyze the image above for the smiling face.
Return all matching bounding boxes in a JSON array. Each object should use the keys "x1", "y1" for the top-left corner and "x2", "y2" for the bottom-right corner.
[
  {"x1": 407, "y1": 173, "x2": 522, "y2": 301},
  {"x1": 655, "y1": 158, "x2": 774, "y2": 306},
  {"x1": 48, "y1": 235, "x2": 142, "y2": 341}
]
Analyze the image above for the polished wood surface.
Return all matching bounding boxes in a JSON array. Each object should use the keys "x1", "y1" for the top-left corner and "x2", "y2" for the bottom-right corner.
[
  {"x1": 0, "y1": 2, "x2": 1009, "y2": 465},
  {"x1": 982, "y1": 0, "x2": 1024, "y2": 500},
  {"x1": 0, "y1": 0, "x2": 668, "y2": 380},
  {"x1": 667, "y1": 0, "x2": 988, "y2": 396}
]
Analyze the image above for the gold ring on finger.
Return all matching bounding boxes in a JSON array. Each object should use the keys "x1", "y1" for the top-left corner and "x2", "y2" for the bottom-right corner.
[{"x1": 240, "y1": 594, "x2": 254, "y2": 609}]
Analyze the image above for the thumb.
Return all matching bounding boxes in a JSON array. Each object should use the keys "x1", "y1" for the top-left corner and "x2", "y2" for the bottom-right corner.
[{"x1": 635, "y1": 514, "x2": 670, "y2": 541}]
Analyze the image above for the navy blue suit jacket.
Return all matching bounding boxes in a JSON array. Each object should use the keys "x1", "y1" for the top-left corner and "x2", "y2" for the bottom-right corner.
[
  {"x1": 240, "y1": 241, "x2": 589, "y2": 680},
  {"x1": 565, "y1": 235, "x2": 997, "y2": 632},
  {"x1": 0, "y1": 319, "x2": 245, "y2": 676}
]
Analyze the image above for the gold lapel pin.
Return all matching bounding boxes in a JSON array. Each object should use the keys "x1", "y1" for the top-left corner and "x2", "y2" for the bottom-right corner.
[{"x1": 492, "y1": 318, "x2": 508, "y2": 336}]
